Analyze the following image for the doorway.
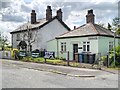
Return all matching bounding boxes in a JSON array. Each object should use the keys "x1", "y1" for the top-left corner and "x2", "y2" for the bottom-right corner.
[{"x1": 73, "y1": 44, "x2": 78, "y2": 61}]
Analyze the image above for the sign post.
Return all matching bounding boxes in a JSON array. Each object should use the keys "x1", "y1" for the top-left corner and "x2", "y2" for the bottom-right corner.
[{"x1": 67, "y1": 51, "x2": 70, "y2": 66}]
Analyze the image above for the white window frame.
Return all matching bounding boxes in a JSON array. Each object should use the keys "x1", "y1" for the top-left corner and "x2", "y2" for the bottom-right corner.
[
  {"x1": 61, "y1": 42, "x2": 66, "y2": 52},
  {"x1": 83, "y1": 41, "x2": 90, "y2": 52}
]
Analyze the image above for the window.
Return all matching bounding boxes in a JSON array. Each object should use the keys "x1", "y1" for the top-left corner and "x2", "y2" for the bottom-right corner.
[
  {"x1": 61, "y1": 42, "x2": 66, "y2": 52},
  {"x1": 83, "y1": 41, "x2": 90, "y2": 52},
  {"x1": 109, "y1": 42, "x2": 113, "y2": 51},
  {"x1": 87, "y1": 45, "x2": 90, "y2": 51},
  {"x1": 83, "y1": 45, "x2": 86, "y2": 51},
  {"x1": 16, "y1": 34, "x2": 20, "y2": 41}
]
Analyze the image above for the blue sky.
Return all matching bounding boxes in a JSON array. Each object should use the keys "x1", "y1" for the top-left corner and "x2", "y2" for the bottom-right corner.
[{"x1": 0, "y1": 0, "x2": 119, "y2": 44}]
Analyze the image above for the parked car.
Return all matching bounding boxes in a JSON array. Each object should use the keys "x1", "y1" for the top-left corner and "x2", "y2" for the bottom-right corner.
[
  {"x1": 31, "y1": 53, "x2": 40, "y2": 58},
  {"x1": 18, "y1": 51, "x2": 27, "y2": 59},
  {"x1": 31, "y1": 49, "x2": 40, "y2": 58},
  {"x1": 19, "y1": 51, "x2": 26, "y2": 57}
]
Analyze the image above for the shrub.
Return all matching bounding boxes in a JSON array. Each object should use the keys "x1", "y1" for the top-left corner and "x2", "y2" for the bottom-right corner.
[
  {"x1": 101, "y1": 45, "x2": 120, "y2": 67},
  {"x1": 55, "y1": 57, "x2": 60, "y2": 60},
  {"x1": 22, "y1": 56, "x2": 34, "y2": 62},
  {"x1": 101, "y1": 56, "x2": 107, "y2": 66},
  {"x1": 59, "y1": 57, "x2": 66, "y2": 60},
  {"x1": 11, "y1": 48, "x2": 19, "y2": 58},
  {"x1": 110, "y1": 46, "x2": 120, "y2": 67}
]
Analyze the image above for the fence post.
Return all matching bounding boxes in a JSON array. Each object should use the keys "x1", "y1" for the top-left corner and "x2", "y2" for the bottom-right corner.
[
  {"x1": 44, "y1": 58, "x2": 46, "y2": 63},
  {"x1": 98, "y1": 53, "x2": 101, "y2": 70},
  {"x1": 107, "y1": 52, "x2": 109, "y2": 68},
  {"x1": 67, "y1": 51, "x2": 70, "y2": 66}
]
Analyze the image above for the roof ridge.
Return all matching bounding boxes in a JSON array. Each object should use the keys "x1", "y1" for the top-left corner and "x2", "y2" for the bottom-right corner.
[
  {"x1": 58, "y1": 24, "x2": 86, "y2": 37},
  {"x1": 10, "y1": 16, "x2": 70, "y2": 34},
  {"x1": 90, "y1": 23, "x2": 99, "y2": 34},
  {"x1": 75, "y1": 24, "x2": 86, "y2": 29}
]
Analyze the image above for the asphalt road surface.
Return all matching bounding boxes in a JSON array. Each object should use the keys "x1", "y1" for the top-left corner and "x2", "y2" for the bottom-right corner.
[{"x1": 1, "y1": 59, "x2": 119, "y2": 88}]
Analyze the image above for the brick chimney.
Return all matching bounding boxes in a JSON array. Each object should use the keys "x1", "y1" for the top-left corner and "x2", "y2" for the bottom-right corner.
[
  {"x1": 74, "y1": 26, "x2": 76, "y2": 30},
  {"x1": 56, "y1": 8, "x2": 62, "y2": 21},
  {"x1": 86, "y1": 9, "x2": 95, "y2": 24},
  {"x1": 31, "y1": 10, "x2": 36, "y2": 24},
  {"x1": 46, "y1": 6, "x2": 52, "y2": 21}
]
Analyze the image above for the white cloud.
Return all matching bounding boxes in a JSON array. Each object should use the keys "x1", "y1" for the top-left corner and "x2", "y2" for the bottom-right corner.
[{"x1": 0, "y1": 0, "x2": 119, "y2": 44}]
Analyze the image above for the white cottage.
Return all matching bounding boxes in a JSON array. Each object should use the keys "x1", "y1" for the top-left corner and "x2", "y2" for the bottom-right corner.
[
  {"x1": 47, "y1": 9, "x2": 120, "y2": 61},
  {"x1": 10, "y1": 6, "x2": 70, "y2": 51}
]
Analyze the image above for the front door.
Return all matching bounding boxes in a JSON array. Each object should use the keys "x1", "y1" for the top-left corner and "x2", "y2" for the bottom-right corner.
[{"x1": 73, "y1": 44, "x2": 78, "y2": 61}]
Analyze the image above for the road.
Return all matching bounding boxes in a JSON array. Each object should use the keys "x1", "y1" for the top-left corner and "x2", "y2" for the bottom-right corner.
[{"x1": 1, "y1": 59, "x2": 119, "y2": 88}]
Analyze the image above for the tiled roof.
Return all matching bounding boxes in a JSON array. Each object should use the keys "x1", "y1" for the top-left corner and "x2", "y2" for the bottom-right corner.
[
  {"x1": 10, "y1": 16, "x2": 70, "y2": 34},
  {"x1": 57, "y1": 23, "x2": 120, "y2": 38},
  {"x1": 12, "y1": 18, "x2": 47, "y2": 32}
]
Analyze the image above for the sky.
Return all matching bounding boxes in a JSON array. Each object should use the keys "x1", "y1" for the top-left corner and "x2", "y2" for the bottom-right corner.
[{"x1": 0, "y1": 0, "x2": 119, "y2": 44}]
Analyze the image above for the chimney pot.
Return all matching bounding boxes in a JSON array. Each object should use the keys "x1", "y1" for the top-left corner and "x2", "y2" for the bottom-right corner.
[
  {"x1": 32, "y1": 10, "x2": 35, "y2": 12},
  {"x1": 56, "y1": 8, "x2": 62, "y2": 21},
  {"x1": 31, "y1": 10, "x2": 36, "y2": 24},
  {"x1": 88, "y1": 9, "x2": 93, "y2": 14},
  {"x1": 46, "y1": 6, "x2": 52, "y2": 21},
  {"x1": 74, "y1": 26, "x2": 76, "y2": 29},
  {"x1": 86, "y1": 9, "x2": 95, "y2": 24}
]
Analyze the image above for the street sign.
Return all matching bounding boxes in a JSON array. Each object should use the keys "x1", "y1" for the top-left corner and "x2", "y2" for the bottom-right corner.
[{"x1": 44, "y1": 51, "x2": 55, "y2": 59}]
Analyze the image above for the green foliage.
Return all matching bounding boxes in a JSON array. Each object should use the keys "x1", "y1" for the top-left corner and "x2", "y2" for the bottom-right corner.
[
  {"x1": 55, "y1": 57, "x2": 66, "y2": 60},
  {"x1": 116, "y1": 28, "x2": 120, "y2": 35},
  {"x1": 112, "y1": 17, "x2": 119, "y2": 27},
  {"x1": 101, "y1": 56, "x2": 107, "y2": 66},
  {"x1": 59, "y1": 57, "x2": 66, "y2": 60},
  {"x1": 101, "y1": 45, "x2": 120, "y2": 67},
  {"x1": 22, "y1": 56, "x2": 34, "y2": 62},
  {"x1": 0, "y1": 32, "x2": 9, "y2": 50},
  {"x1": 55, "y1": 57, "x2": 58, "y2": 59},
  {"x1": 112, "y1": 17, "x2": 120, "y2": 35}
]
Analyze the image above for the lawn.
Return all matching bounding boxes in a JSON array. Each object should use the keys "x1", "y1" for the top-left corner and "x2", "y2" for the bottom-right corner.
[
  {"x1": 22, "y1": 57, "x2": 64, "y2": 64},
  {"x1": 21, "y1": 57, "x2": 80, "y2": 66}
]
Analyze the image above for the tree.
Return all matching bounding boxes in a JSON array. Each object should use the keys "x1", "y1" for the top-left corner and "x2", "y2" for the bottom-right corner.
[
  {"x1": 26, "y1": 25, "x2": 38, "y2": 52},
  {"x1": 0, "y1": 32, "x2": 9, "y2": 50},
  {"x1": 112, "y1": 17, "x2": 120, "y2": 35},
  {"x1": 112, "y1": 17, "x2": 119, "y2": 27}
]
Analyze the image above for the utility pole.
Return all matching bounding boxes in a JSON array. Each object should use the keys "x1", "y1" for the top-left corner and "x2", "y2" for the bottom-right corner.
[
  {"x1": 113, "y1": 31, "x2": 116, "y2": 66},
  {"x1": 111, "y1": 29, "x2": 116, "y2": 67}
]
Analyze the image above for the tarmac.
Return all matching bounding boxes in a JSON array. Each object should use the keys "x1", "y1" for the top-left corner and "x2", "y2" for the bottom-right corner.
[{"x1": 1, "y1": 59, "x2": 119, "y2": 78}]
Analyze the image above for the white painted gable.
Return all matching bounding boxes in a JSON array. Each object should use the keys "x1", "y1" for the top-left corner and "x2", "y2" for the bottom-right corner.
[{"x1": 12, "y1": 18, "x2": 70, "y2": 51}]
